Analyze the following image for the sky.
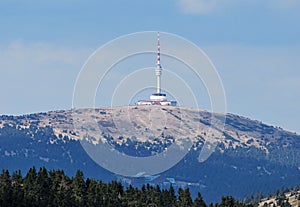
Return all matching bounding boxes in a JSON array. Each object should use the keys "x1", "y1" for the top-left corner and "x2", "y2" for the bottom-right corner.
[{"x1": 0, "y1": 0, "x2": 300, "y2": 133}]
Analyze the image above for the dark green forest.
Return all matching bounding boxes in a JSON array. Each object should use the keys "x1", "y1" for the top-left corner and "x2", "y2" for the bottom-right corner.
[{"x1": 0, "y1": 167, "x2": 252, "y2": 207}]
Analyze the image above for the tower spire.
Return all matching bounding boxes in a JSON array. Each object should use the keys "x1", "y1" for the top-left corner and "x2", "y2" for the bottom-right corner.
[
  {"x1": 137, "y1": 32, "x2": 177, "y2": 106},
  {"x1": 155, "y1": 32, "x2": 162, "y2": 94},
  {"x1": 157, "y1": 32, "x2": 161, "y2": 66}
]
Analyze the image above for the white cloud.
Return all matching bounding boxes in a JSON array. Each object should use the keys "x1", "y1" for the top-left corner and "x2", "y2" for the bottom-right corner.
[{"x1": 177, "y1": 0, "x2": 218, "y2": 14}]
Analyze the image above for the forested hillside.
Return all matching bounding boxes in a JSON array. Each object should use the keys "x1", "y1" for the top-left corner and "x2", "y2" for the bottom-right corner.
[
  {"x1": 1, "y1": 106, "x2": 300, "y2": 202},
  {"x1": 0, "y1": 167, "x2": 252, "y2": 207}
]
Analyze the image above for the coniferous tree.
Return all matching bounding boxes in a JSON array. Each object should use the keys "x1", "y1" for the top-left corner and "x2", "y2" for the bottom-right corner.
[
  {"x1": 85, "y1": 178, "x2": 97, "y2": 206},
  {"x1": 11, "y1": 170, "x2": 24, "y2": 207},
  {"x1": 49, "y1": 169, "x2": 70, "y2": 207},
  {"x1": 169, "y1": 185, "x2": 177, "y2": 204},
  {"x1": 109, "y1": 180, "x2": 124, "y2": 206},
  {"x1": 49, "y1": 170, "x2": 62, "y2": 206},
  {"x1": 194, "y1": 192, "x2": 207, "y2": 207},
  {"x1": 36, "y1": 167, "x2": 50, "y2": 206},
  {"x1": 178, "y1": 188, "x2": 193, "y2": 207},
  {"x1": 0, "y1": 170, "x2": 12, "y2": 207},
  {"x1": 0, "y1": 166, "x2": 259, "y2": 207},
  {"x1": 23, "y1": 167, "x2": 39, "y2": 207},
  {"x1": 71, "y1": 170, "x2": 86, "y2": 207},
  {"x1": 219, "y1": 196, "x2": 235, "y2": 207},
  {"x1": 184, "y1": 188, "x2": 194, "y2": 206},
  {"x1": 124, "y1": 185, "x2": 136, "y2": 205},
  {"x1": 155, "y1": 185, "x2": 164, "y2": 206},
  {"x1": 178, "y1": 188, "x2": 185, "y2": 206},
  {"x1": 59, "y1": 171, "x2": 72, "y2": 207},
  {"x1": 161, "y1": 185, "x2": 176, "y2": 207},
  {"x1": 140, "y1": 184, "x2": 148, "y2": 205}
]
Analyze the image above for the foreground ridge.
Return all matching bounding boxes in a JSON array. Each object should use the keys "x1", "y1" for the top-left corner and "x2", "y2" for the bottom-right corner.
[{"x1": 0, "y1": 166, "x2": 253, "y2": 207}]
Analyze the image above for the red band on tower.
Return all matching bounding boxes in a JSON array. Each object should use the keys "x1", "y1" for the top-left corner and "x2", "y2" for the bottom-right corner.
[{"x1": 157, "y1": 32, "x2": 160, "y2": 65}]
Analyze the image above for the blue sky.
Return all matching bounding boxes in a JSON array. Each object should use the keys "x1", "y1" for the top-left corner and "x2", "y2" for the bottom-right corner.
[{"x1": 0, "y1": 0, "x2": 300, "y2": 133}]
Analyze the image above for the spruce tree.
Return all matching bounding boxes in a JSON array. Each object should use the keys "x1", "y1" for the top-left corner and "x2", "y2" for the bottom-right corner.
[
  {"x1": 36, "y1": 167, "x2": 50, "y2": 206},
  {"x1": 161, "y1": 185, "x2": 176, "y2": 207},
  {"x1": 23, "y1": 167, "x2": 39, "y2": 206},
  {"x1": 219, "y1": 196, "x2": 235, "y2": 207},
  {"x1": 71, "y1": 170, "x2": 86, "y2": 207},
  {"x1": 178, "y1": 188, "x2": 193, "y2": 207},
  {"x1": 0, "y1": 170, "x2": 12, "y2": 207},
  {"x1": 85, "y1": 178, "x2": 98, "y2": 206},
  {"x1": 11, "y1": 170, "x2": 24, "y2": 207},
  {"x1": 194, "y1": 192, "x2": 207, "y2": 207}
]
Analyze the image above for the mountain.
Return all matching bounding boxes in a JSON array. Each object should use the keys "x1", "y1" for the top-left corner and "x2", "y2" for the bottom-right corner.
[{"x1": 0, "y1": 106, "x2": 300, "y2": 202}]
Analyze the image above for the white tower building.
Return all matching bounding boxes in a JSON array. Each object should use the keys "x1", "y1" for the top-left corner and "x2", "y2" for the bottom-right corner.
[{"x1": 137, "y1": 32, "x2": 177, "y2": 106}]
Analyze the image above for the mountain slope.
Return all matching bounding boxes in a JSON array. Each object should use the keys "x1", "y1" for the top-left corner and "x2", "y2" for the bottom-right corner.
[
  {"x1": 0, "y1": 106, "x2": 299, "y2": 202},
  {"x1": 258, "y1": 188, "x2": 300, "y2": 207}
]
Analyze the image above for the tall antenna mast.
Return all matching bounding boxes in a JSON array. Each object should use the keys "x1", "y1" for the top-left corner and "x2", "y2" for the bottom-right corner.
[
  {"x1": 155, "y1": 32, "x2": 162, "y2": 94},
  {"x1": 137, "y1": 31, "x2": 177, "y2": 106}
]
